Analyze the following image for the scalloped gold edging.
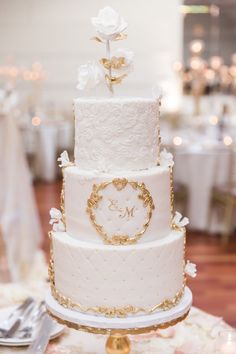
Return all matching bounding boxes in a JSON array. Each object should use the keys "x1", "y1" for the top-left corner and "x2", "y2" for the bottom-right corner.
[
  {"x1": 50, "y1": 285, "x2": 185, "y2": 318},
  {"x1": 86, "y1": 178, "x2": 155, "y2": 245},
  {"x1": 47, "y1": 309, "x2": 190, "y2": 335},
  {"x1": 48, "y1": 230, "x2": 187, "y2": 318}
]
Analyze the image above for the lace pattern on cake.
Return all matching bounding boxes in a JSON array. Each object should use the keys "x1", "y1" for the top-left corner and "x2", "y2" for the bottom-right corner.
[{"x1": 74, "y1": 99, "x2": 159, "y2": 171}]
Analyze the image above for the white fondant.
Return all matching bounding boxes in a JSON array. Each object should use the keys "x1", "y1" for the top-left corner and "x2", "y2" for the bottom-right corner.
[
  {"x1": 52, "y1": 229, "x2": 185, "y2": 312},
  {"x1": 46, "y1": 287, "x2": 192, "y2": 326},
  {"x1": 74, "y1": 97, "x2": 160, "y2": 171},
  {"x1": 64, "y1": 165, "x2": 172, "y2": 243}
]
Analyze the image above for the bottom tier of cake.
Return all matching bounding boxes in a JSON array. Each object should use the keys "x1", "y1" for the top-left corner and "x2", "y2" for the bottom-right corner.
[{"x1": 50, "y1": 229, "x2": 186, "y2": 317}]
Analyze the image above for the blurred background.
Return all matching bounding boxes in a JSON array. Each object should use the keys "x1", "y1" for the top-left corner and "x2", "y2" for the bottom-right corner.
[{"x1": 0, "y1": 0, "x2": 236, "y2": 326}]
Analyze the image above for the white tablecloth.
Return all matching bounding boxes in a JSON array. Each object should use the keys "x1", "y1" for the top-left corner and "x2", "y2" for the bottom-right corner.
[
  {"x1": 0, "y1": 114, "x2": 43, "y2": 281},
  {"x1": 174, "y1": 145, "x2": 232, "y2": 231}
]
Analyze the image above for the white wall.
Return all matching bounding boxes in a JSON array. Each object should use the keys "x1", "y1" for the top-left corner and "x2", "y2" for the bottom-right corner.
[{"x1": 0, "y1": 0, "x2": 183, "y2": 111}]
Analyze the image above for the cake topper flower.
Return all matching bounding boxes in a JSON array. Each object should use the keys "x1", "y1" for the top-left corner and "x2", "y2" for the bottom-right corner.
[
  {"x1": 173, "y1": 211, "x2": 189, "y2": 228},
  {"x1": 77, "y1": 61, "x2": 104, "y2": 91},
  {"x1": 77, "y1": 6, "x2": 133, "y2": 95},
  {"x1": 91, "y1": 6, "x2": 127, "y2": 41},
  {"x1": 49, "y1": 208, "x2": 65, "y2": 232}
]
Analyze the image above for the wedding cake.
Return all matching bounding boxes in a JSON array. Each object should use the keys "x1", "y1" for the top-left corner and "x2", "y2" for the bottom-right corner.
[{"x1": 48, "y1": 6, "x2": 196, "y2": 318}]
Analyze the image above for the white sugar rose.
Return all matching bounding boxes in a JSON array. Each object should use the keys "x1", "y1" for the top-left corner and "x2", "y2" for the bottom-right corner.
[
  {"x1": 49, "y1": 208, "x2": 62, "y2": 222},
  {"x1": 52, "y1": 220, "x2": 65, "y2": 232},
  {"x1": 91, "y1": 6, "x2": 127, "y2": 40},
  {"x1": 185, "y1": 261, "x2": 197, "y2": 278},
  {"x1": 173, "y1": 211, "x2": 189, "y2": 228},
  {"x1": 159, "y1": 148, "x2": 174, "y2": 168},
  {"x1": 77, "y1": 61, "x2": 104, "y2": 91},
  {"x1": 57, "y1": 150, "x2": 70, "y2": 168}
]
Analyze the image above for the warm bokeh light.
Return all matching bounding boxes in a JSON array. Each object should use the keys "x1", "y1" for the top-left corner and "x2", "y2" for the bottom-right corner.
[
  {"x1": 209, "y1": 5, "x2": 220, "y2": 17},
  {"x1": 209, "y1": 115, "x2": 218, "y2": 125},
  {"x1": 210, "y1": 56, "x2": 223, "y2": 70},
  {"x1": 205, "y1": 68, "x2": 215, "y2": 82},
  {"x1": 223, "y1": 136, "x2": 233, "y2": 146},
  {"x1": 190, "y1": 40, "x2": 204, "y2": 54},
  {"x1": 173, "y1": 136, "x2": 183, "y2": 146},
  {"x1": 190, "y1": 57, "x2": 205, "y2": 71},
  {"x1": 31, "y1": 116, "x2": 41, "y2": 126}
]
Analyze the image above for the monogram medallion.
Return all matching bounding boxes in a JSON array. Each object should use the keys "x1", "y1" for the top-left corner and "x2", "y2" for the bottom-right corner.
[{"x1": 86, "y1": 178, "x2": 155, "y2": 245}]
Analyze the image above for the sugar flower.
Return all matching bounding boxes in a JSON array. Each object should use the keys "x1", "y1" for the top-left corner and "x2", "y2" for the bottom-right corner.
[
  {"x1": 57, "y1": 150, "x2": 70, "y2": 168},
  {"x1": 185, "y1": 261, "x2": 197, "y2": 278},
  {"x1": 91, "y1": 6, "x2": 127, "y2": 40},
  {"x1": 173, "y1": 211, "x2": 189, "y2": 227},
  {"x1": 77, "y1": 61, "x2": 104, "y2": 91},
  {"x1": 49, "y1": 208, "x2": 65, "y2": 232},
  {"x1": 159, "y1": 149, "x2": 174, "y2": 168},
  {"x1": 111, "y1": 48, "x2": 134, "y2": 74}
]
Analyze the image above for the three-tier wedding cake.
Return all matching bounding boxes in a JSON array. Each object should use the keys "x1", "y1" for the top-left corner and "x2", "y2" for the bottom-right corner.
[{"x1": 48, "y1": 6, "x2": 196, "y2": 319}]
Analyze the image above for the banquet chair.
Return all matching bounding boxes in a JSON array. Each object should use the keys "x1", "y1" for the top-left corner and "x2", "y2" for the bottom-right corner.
[{"x1": 211, "y1": 147, "x2": 236, "y2": 244}]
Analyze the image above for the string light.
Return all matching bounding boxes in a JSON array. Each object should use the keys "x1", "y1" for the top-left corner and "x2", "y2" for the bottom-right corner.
[
  {"x1": 173, "y1": 136, "x2": 183, "y2": 146},
  {"x1": 223, "y1": 136, "x2": 233, "y2": 146},
  {"x1": 209, "y1": 116, "x2": 218, "y2": 125},
  {"x1": 31, "y1": 116, "x2": 41, "y2": 126}
]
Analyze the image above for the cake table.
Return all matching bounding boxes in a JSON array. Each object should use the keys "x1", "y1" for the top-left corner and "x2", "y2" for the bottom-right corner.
[{"x1": 46, "y1": 287, "x2": 192, "y2": 354}]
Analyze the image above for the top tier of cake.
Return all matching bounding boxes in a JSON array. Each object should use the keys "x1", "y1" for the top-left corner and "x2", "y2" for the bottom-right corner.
[{"x1": 74, "y1": 97, "x2": 160, "y2": 172}]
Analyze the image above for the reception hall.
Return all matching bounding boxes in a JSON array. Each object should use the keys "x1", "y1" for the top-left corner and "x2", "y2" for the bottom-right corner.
[{"x1": 0, "y1": 0, "x2": 236, "y2": 353}]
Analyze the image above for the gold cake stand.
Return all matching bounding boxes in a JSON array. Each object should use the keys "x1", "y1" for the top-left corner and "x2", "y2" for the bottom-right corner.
[{"x1": 46, "y1": 288, "x2": 192, "y2": 354}]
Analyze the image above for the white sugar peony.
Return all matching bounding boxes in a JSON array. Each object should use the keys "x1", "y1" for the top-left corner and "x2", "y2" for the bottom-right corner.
[
  {"x1": 52, "y1": 220, "x2": 65, "y2": 232},
  {"x1": 159, "y1": 149, "x2": 174, "y2": 168},
  {"x1": 91, "y1": 6, "x2": 127, "y2": 40},
  {"x1": 185, "y1": 261, "x2": 197, "y2": 278},
  {"x1": 57, "y1": 150, "x2": 70, "y2": 168},
  {"x1": 77, "y1": 61, "x2": 104, "y2": 91},
  {"x1": 111, "y1": 48, "x2": 134, "y2": 73},
  {"x1": 49, "y1": 208, "x2": 65, "y2": 232},
  {"x1": 49, "y1": 208, "x2": 62, "y2": 222},
  {"x1": 173, "y1": 211, "x2": 189, "y2": 228}
]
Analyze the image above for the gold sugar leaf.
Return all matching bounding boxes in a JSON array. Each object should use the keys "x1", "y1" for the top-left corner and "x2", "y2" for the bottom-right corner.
[
  {"x1": 100, "y1": 58, "x2": 111, "y2": 69},
  {"x1": 113, "y1": 33, "x2": 128, "y2": 41},
  {"x1": 90, "y1": 36, "x2": 104, "y2": 43},
  {"x1": 108, "y1": 73, "x2": 127, "y2": 85},
  {"x1": 110, "y1": 56, "x2": 126, "y2": 69}
]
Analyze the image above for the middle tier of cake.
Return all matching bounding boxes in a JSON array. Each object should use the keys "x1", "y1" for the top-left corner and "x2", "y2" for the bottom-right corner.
[{"x1": 63, "y1": 165, "x2": 172, "y2": 244}]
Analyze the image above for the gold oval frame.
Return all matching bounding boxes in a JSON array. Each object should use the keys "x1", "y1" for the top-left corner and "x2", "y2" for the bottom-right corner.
[{"x1": 86, "y1": 178, "x2": 155, "y2": 245}]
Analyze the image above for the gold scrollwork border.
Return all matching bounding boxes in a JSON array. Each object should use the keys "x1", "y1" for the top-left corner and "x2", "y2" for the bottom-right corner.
[
  {"x1": 47, "y1": 308, "x2": 190, "y2": 335},
  {"x1": 48, "y1": 229, "x2": 187, "y2": 318},
  {"x1": 86, "y1": 178, "x2": 155, "y2": 245}
]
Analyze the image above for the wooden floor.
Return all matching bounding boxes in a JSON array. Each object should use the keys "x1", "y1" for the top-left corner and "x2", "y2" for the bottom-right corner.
[{"x1": 34, "y1": 180, "x2": 236, "y2": 327}]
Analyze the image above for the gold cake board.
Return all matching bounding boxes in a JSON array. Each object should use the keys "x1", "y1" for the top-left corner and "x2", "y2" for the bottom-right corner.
[{"x1": 46, "y1": 287, "x2": 192, "y2": 354}]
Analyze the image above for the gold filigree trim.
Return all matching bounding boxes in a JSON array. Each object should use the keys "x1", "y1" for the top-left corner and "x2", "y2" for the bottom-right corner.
[
  {"x1": 60, "y1": 169, "x2": 66, "y2": 226},
  {"x1": 86, "y1": 178, "x2": 155, "y2": 245},
  {"x1": 50, "y1": 285, "x2": 185, "y2": 318},
  {"x1": 47, "y1": 309, "x2": 190, "y2": 335},
  {"x1": 170, "y1": 168, "x2": 175, "y2": 219}
]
